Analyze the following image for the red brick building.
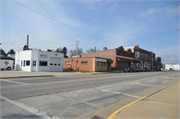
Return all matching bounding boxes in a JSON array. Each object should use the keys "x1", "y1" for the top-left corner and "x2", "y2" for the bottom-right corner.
[{"x1": 81, "y1": 45, "x2": 156, "y2": 70}]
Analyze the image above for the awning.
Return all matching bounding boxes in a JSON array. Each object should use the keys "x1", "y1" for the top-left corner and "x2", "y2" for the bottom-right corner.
[
  {"x1": 107, "y1": 59, "x2": 113, "y2": 63},
  {"x1": 117, "y1": 57, "x2": 135, "y2": 62},
  {"x1": 134, "y1": 60, "x2": 141, "y2": 63}
]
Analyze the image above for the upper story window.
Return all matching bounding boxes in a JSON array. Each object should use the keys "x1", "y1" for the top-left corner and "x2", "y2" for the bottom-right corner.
[
  {"x1": 135, "y1": 51, "x2": 140, "y2": 58},
  {"x1": 81, "y1": 61, "x2": 88, "y2": 65},
  {"x1": 26, "y1": 60, "x2": 30, "y2": 66}
]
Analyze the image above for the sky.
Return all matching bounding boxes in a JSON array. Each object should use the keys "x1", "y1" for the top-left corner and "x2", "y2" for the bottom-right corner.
[{"x1": 0, "y1": 0, "x2": 179, "y2": 64}]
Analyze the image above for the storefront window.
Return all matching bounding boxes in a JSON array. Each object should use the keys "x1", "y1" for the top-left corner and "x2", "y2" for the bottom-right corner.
[
  {"x1": 97, "y1": 62, "x2": 106, "y2": 66},
  {"x1": 26, "y1": 60, "x2": 30, "y2": 66},
  {"x1": 39, "y1": 61, "x2": 48, "y2": 66}
]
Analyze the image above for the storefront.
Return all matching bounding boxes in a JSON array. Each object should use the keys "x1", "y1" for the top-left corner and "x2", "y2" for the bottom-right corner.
[{"x1": 15, "y1": 50, "x2": 64, "y2": 72}]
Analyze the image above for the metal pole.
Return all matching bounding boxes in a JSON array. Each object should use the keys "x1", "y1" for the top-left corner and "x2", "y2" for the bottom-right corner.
[{"x1": 152, "y1": 51, "x2": 153, "y2": 71}]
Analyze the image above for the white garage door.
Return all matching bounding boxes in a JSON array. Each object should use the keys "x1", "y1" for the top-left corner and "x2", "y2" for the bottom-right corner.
[{"x1": 50, "y1": 58, "x2": 61, "y2": 72}]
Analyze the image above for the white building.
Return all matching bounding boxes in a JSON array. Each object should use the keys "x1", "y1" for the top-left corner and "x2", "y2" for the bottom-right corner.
[
  {"x1": 15, "y1": 50, "x2": 64, "y2": 72},
  {"x1": 165, "y1": 64, "x2": 180, "y2": 71}
]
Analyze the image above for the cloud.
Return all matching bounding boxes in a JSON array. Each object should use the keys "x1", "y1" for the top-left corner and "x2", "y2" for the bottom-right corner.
[
  {"x1": 155, "y1": 46, "x2": 180, "y2": 64},
  {"x1": 140, "y1": 8, "x2": 161, "y2": 17},
  {"x1": 165, "y1": 6, "x2": 179, "y2": 17}
]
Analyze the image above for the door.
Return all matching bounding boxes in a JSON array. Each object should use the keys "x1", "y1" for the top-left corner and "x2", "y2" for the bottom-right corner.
[
  {"x1": 50, "y1": 58, "x2": 61, "y2": 72},
  {"x1": 32, "y1": 61, "x2": 37, "y2": 71}
]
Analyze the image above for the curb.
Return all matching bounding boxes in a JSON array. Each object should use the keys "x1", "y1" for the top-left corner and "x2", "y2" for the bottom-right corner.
[
  {"x1": 107, "y1": 80, "x2": 179, "y2": 119},
  {"x1": 0, "y1": 75, "x2": 54, "y2": 79}
]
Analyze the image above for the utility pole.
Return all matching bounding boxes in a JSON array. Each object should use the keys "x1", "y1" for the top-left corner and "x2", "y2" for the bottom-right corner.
[
  {"x1": 27, "y1": 35, "x2": 29, "y2": 50},
  {"x1": 151, "y1": 51, "x2": 153, "y2": 71},
  {"x1": 75, "y1": 40, "x2": 80, "y2": 57}
]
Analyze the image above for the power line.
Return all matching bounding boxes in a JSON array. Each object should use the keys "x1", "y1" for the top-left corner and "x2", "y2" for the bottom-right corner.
[{"x1": 11, "y1": 0, "x2": 117, "y2": 45}]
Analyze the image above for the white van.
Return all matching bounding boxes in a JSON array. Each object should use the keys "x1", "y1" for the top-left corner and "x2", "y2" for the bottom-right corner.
[{"x1": 0, "y1": 56, "x2": 14, "y2": 70}]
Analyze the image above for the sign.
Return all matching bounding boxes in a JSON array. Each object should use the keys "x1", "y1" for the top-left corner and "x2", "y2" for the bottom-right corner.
[
  {"x1": 107, "y1": 59, "x2": 113, "y2": 63},
  {"x1": 4, "y1": 61, "x2": 9, "y2": 65},
  {"x1": 40, "y1": 54, "x2": 48, "y2": 58}
]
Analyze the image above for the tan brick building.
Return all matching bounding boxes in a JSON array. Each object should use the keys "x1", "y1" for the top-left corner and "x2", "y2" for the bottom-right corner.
[{"x1": 63, "y1": 57, "x2": 112, "y2": 72}]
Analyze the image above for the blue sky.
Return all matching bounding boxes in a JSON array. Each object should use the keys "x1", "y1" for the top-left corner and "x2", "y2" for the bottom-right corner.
[{"x1": 1, "y1": 0, "x2": 179, "y2": 64}]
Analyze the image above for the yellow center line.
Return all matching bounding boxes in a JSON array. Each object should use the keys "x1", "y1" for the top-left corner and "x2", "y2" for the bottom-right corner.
[{"x1": 32, "y1": 73, "x2": 148, "y2": 85}]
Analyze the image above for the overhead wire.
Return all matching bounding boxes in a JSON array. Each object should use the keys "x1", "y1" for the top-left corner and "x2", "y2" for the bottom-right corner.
[{"x1": 11, "y1": 0, "x2": 117, "y2": 45}]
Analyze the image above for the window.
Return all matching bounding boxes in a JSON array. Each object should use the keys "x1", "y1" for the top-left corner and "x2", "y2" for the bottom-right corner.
[
  {"x1": 54, "y1": 63, "x2": 57, "y2": 66},
  {"x1": 50, "y1": 63, "x2": 53, "y2": 65},
  {"x1": 65, "y1": 62, "x2": 71, "y2": 64},
  {"x1": 97, "y1": 62, "x2": 106, "y2": 66},
  {"x1": 135, "y1": 51, "x2": 140, "y2": 58},
  {"x1": 26, "y1": 60, "x2": 30, "y2": 66},
  {"x1": 21, "y1": 60, "x2": 23, "y2": 66},
  {"x1": 58, "y1": 64, "x2": 60, "y2": 66},
  {"x1": 39, "y1": 61, "x2": 48, "y2": 66},
  {"x1": 24, "y1": 60, "x2": 25, "y2": 66},
  {"x1": 81, "y1": 61, "x2": 88, "y2": 65},
  {"x1": 33, "y1": 61, "x2": 36, "y2": 66}
]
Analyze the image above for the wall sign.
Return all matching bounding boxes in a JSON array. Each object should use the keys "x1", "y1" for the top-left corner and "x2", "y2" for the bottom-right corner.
[
  {"x1": 40, "y1": 54, "x2": 48, "y2": 58},
  {"x1": 4, "y1": 61, "x2": 9, "y2": 65}
]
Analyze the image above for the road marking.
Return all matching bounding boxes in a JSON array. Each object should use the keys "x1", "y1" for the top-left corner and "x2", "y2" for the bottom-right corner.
[
  {"x1": 101, "y1": 89, "x2": 141, "y2": 98},
  {"x1": 0, "y1": 95, "x2": 59, "y2": 119},
  {"x1": 107, "y1": 96, "x2": 148, "y2": 119},
  {"x1": 32, "y1": 73, "x2": 149, "y2": 85},
  {"x1": 1, "y1": 79, "x2": 31, "y2": 85},
  {"x1": 142, "y1": 101, "x2": 180, "y2": 107}
]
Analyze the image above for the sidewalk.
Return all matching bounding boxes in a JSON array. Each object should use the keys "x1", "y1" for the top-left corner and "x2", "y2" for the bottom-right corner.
[{"x1": 113, "y1": 80, "x2": 180, "y2": 119}]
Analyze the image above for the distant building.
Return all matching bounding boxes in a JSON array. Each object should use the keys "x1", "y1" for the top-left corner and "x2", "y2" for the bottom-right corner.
[
  {"x1": 155, "y1": 57, "x2": 162, "y2": 71},
  {"x1": 15, "y1": 50, "x2": 64, "y2": 72},
  {"x1": 165, "y1": 64, "x2": 180, "y2": 71}
]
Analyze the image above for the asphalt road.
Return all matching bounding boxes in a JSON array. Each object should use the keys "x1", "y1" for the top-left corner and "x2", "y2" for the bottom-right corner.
[{"x1": 1, "y1": 71, "x2": 179, "y2": 119}]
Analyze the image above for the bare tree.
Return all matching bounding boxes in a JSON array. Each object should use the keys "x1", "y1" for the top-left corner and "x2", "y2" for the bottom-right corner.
[
  {"x1": 86, "y1": 47, "x2": 97, "y2": 53},
  {"x1": 69, "y1": 48, "x2": 83, "y2": 58}
]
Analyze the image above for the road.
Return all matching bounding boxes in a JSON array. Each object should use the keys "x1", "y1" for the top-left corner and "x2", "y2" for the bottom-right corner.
[{"x1": 1, "y1": 71, "x2": 179, "y2": 119}]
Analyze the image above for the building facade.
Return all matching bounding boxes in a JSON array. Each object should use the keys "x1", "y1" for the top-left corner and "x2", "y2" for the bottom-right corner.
[
  {"x1": 63, "y1": 57, "x2": 113, "y2": 72},
  {"x1": 81, "y1": 45, "x2": 157, "y2": 71},
  {"x1": 15, "y1": 50, "x2": 64, "y2": 72},
  {"x1": 165, "y1": 64, "x2": 180, "y2": 71}
]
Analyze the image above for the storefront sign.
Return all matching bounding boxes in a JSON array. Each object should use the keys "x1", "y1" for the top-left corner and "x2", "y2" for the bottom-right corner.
[{"x1": 40, "y1": 54, "x2": 48, "y2": 58}]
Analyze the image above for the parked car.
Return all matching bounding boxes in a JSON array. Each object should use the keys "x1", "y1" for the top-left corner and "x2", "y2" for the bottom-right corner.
[
  {"x1": 124, "y1": 66, "x2": 135, "y2": 72},
  {"x1": 135, "y1": 67, "x2": 143, "y2": 72},
  {"x1": 143, "y1": 67, "x2": 150, "y2": 72}
]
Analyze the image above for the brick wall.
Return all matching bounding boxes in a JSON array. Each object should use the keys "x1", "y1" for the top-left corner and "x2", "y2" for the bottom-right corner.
[{"x1": 81, "y1": 49, "x2": 116, "y2": 68}]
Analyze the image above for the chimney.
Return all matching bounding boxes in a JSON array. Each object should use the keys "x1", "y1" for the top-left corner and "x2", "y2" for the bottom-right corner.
[
  {"x1": 103, "y1": 47, "x2": 107, "y2": 51},
  {"x1": 27, "y1": 35, "x2": 29, "y2": 49}
]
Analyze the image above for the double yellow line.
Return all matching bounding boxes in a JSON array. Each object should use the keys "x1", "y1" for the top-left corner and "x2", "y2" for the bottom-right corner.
[{"x1": 32, "y1": 73, "x2": 148, "y2": 85}]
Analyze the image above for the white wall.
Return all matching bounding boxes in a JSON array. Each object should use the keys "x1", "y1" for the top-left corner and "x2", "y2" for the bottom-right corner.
[
  {"x1": 15, "y1": 50, "x2": 64, "y2": 72},
  {"x1": 15, "y1": 50, "x2": 32, "y2": 71},
  {"x1": 165, "y1": 64, "x2": 180, "y2": 70}
]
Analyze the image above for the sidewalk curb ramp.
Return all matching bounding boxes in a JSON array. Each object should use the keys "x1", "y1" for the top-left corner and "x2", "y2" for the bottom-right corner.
[
  {"x1": 0, "y1": 75, "x2": 54, "y2": 79},
  {"x1": 107, "y1": 80, "x2": 179, "y2": 119}
]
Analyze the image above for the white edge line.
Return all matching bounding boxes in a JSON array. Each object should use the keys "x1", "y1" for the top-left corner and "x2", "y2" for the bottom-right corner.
[
  {"x1": 0, "y1": 79, "x2": 31, "y2": 85},
  {"x1": 0, "y1": 95, "x2": 60, "y2": 119}
]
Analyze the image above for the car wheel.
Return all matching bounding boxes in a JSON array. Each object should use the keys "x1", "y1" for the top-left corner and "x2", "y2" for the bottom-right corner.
[{"x1": 7, "y1": 67, "x2": 11, "y2": 71}]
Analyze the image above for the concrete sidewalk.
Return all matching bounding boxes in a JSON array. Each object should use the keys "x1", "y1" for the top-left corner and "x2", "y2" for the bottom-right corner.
[
  {"x1": 113, "y1": 80, "x2": 180, "y2": 119},
  {"x1": 0, "y1": 70, "x2": 111, "y2": 78}
]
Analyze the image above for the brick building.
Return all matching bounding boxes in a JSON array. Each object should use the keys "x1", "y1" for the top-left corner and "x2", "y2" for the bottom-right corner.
[
  {"x1": 155, "y1": 57, "x2": 162, "y2": 71},
  {"x1": 63, "y1": 57, "x2": 113, "y2": 72},
  {"x1": 124, "y1": 45, "x2": 155, "y2": 70},
  {"x1": 81, "y1": 45, "x2": 156, "y2": 71}
]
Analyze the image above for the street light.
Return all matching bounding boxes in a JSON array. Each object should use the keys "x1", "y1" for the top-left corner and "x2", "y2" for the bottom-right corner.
[{"x1": 151, "y1": 48, "x2": 158, "y2": 71}]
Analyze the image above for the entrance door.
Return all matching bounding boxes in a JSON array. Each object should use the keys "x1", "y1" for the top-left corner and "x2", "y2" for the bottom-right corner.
[
  {"x1": 32, "y1": 61, "x2": 37, "y2": 71},
  {"x1": 50, "y1": 58, "x2": 61, "y2": 72}
]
